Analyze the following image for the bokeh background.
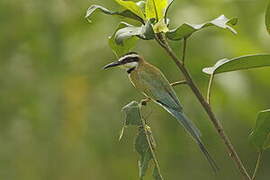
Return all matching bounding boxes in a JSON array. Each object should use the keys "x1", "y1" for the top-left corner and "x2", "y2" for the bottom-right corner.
[{"x1": 1, "y1": 0, "x2": 270, "y2": 179}]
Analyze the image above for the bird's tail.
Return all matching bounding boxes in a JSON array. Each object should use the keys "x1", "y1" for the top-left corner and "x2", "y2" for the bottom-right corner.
[
  {"x1": 197, "y1": 140, "x2": 219, "y2": 173},
  {"x1": 164, "y1": 107, "x2": 219, "y2": 173}
]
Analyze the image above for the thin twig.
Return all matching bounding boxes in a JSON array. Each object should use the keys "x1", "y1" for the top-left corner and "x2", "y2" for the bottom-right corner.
[
  {"x1": 182, "y1": 38, "x2": 188, "y2": 65},
  {"x1": 207, "y1": 74, "x2": 214, "y2": 104},
  {"x1": 155, "y1": 33, "x2": 251, "y2": 180},
  {"x1": 171, "y1": 80, "x2": 187, "y2": 87},
  {"x1": 139, "y1": 103, "x2": 164, "y2": 180},
  {"x1": 252, "y1": 151, "x2": 263, "y2": 180}
]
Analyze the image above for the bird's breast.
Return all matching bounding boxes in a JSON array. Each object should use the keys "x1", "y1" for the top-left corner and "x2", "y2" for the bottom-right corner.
[{"x1": 129, "y1": 69, "x2": 149, "y2": 95}]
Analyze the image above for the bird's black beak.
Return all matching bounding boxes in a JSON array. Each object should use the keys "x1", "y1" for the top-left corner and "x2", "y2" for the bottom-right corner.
[{"x1": 103, "y1": 61, "x2": 121, "y2": 69}]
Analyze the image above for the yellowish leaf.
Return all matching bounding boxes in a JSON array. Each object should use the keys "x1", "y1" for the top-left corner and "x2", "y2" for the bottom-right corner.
[
  {"x1": 115, "y1": 0, "x2": 145, "y2": 19},
  {"x1": 145, "y1": 0, "x2": 167, "y2": 20}
]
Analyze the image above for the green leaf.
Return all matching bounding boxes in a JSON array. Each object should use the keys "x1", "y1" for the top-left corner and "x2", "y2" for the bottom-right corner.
[
  {"x1": 109, "y1": 22, "x2": 138, "y2": 57},
  {"x1": 164, "y1": 0, "x2": 175, "y2": 24},
  {"x1": 115, "y1": 0, "x2": 145, "y2": 19},
  {"x1": 137, "y1": 1, "x2": 146, "y2": 11},
  {"x1": 85, "y1": 5, "x2": 144, "y2": 23},
  {"x1": 166, "y1": 15, "x2": 238, "y2": 41},
  {"x1": 119, "y1": 10, "x2": 145, "y2": 23},
  {"x1": 266, "y1": 1, "x2": 270, "y2": 34},
  {"x1": 145, "y1": 0, "x2": 168, "y2": 21},
  {"x1": 122, "y1": 101, "x2": 142, "y2": 126},
  {"x1": 119, "y1": 101, "x2": 142, "y2": 140},
  {"x1": 120, "y1": 101, "x2": 161, "y2": 179},
  {"x1": 249, "y1": 110, "x2": 270, "y2": 150},
  {"x1": 153, "y1": 166, "x2": 163, "y2": 180},
  {"x1": 114, "y1": 20, "x2": 155, "y2": 45},
  {"x1": 141, "y1": 20, "x2": 156, "y2": 39},
  {"x1": 202, "y1": 54, "x2": 270, "y2": 75},
  {"x1": 135, "y1": 127, "x2": 156, "y2": 179},
  {"x1": 115, "y1": 26, "x2": 141, "y2": 45}
]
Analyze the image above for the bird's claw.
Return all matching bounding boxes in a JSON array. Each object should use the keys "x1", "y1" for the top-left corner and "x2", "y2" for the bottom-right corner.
[{"x1": 141, "y1": 98, "x2": 151, "y2": 106}]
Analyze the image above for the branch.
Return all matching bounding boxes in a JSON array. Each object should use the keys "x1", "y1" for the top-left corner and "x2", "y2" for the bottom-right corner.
[
  {"x1": 155, "y1": 33, "x2": 251, "y2": 180},
  {"x1": 252, "y1": 151, "x2": 263, "y2": 180},
  {"x1": 171, "y1": 80, "x2": 187, "y2": 87}
]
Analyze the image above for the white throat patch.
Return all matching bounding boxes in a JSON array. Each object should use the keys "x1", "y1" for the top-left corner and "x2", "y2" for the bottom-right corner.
[{"x1": 123, "y1": 62, "x2": 138, "y2": 69}]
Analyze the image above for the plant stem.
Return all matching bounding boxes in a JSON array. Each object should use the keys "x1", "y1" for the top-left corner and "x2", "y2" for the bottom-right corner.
[
  {"x1": 171, "y1": 80, "x2": 187, "y2": 87},
  {"x1": 207, "y1": 74, "x2": 214, "y2": 104},
  {"x1": 155, "y1": 33, "x2": 251, "y2": 180},
  {"x1": 252, "y1": 151, "x2": 263, "y2": 180},
  {"x1": 139, "y1": 103, "x2": 164, "y2": 180},
  {"x1": 182, "y1": 38, "x2": 188, "y2": 65}
]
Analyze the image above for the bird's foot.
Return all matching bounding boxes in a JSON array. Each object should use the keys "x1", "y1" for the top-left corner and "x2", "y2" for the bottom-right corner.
[{"x1": 141, "y1": 98, "x2": 151, "y2": 106}]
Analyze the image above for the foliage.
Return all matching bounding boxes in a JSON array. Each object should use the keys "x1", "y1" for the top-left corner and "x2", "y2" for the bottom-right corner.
[
  {"x1": 266, "y1": 1, "x2": 270, "y2": 34},
  {"x1": 249, "y1": 110, "x2": 270, "y2": 151},
  {"x1": 115, "y1": 0, "x2": 145, "y2": 19},
  {"x1": 121, "y1": 101, "x2": 162, "y2": 180},
  {"x1": 85, "y1": 5, "x2": 144, "y2": 23},
  {"x1": 1, "y1": 0, "x2": 270, "y2": 180},
  {"x1": 86, "y1": 0, "x2": 270, "y2": 179},
  {"x1": 86, "y1": 1, "x2": 238, "y2": 57},
  {"x1": 203, "y1": 54, "x2": 270, "y2": 75},
  {"x1": 167, "y1": 15, "x2": 237, "y2": 41},
  {"x1": 109, "y1": 22, "x2": 138, "y2": 57}
]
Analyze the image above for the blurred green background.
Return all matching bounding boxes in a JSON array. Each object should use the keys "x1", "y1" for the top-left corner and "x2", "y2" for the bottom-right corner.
[{"x1": 1, "y1": 0, "x2": 270, "y2": 179}]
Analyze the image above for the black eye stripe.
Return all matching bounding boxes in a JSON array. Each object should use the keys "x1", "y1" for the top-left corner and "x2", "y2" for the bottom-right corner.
[{"x1": 121, "y1": 57, "x2": 139, "y2": 64}]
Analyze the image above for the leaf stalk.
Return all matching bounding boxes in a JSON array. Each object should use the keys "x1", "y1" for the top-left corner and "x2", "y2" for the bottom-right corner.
[
  {"x1": 139, "y1": 103, "x2": 164, "y2": 180},
  {"x1": 207, "y1": 74, "x2": 214, "y2": 104},
  {"x1": 252, "y1": 151, "x2": 263, "y2": 180}
]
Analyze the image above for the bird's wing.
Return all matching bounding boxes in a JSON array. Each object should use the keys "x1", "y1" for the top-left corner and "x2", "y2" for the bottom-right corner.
[
  {"x1": 138, "y1": 67, "x2": 183, "y2": 111},
  {"x1": 137, "y1": 66, "x2": 203, "y2": 138},
  {"x1": 138, "y1": 69, "x2": 219, "y2": 172},
  {"x1": 131, "y1": 64, "x2": 219, "y2": 172}
]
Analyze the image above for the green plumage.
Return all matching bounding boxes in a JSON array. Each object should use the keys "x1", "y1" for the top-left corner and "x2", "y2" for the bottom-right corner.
[{"x1": 129, "y1": 58, "x2": 219, "y2": 172}]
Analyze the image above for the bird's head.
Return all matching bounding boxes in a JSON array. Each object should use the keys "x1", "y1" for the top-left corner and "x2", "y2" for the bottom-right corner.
[{"x1": 103, "y1": 52, "x2": 142, "y2": 73}]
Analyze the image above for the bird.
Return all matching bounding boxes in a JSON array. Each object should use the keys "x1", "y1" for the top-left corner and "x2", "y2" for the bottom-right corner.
[{"x1": 104, "y1": 52, "x2": 219, "y2": 172}]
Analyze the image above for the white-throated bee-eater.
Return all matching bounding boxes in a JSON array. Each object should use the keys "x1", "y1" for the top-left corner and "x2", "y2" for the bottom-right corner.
[{"x1": 104, "y1": 52, "x2": 218, "y2": 172}]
